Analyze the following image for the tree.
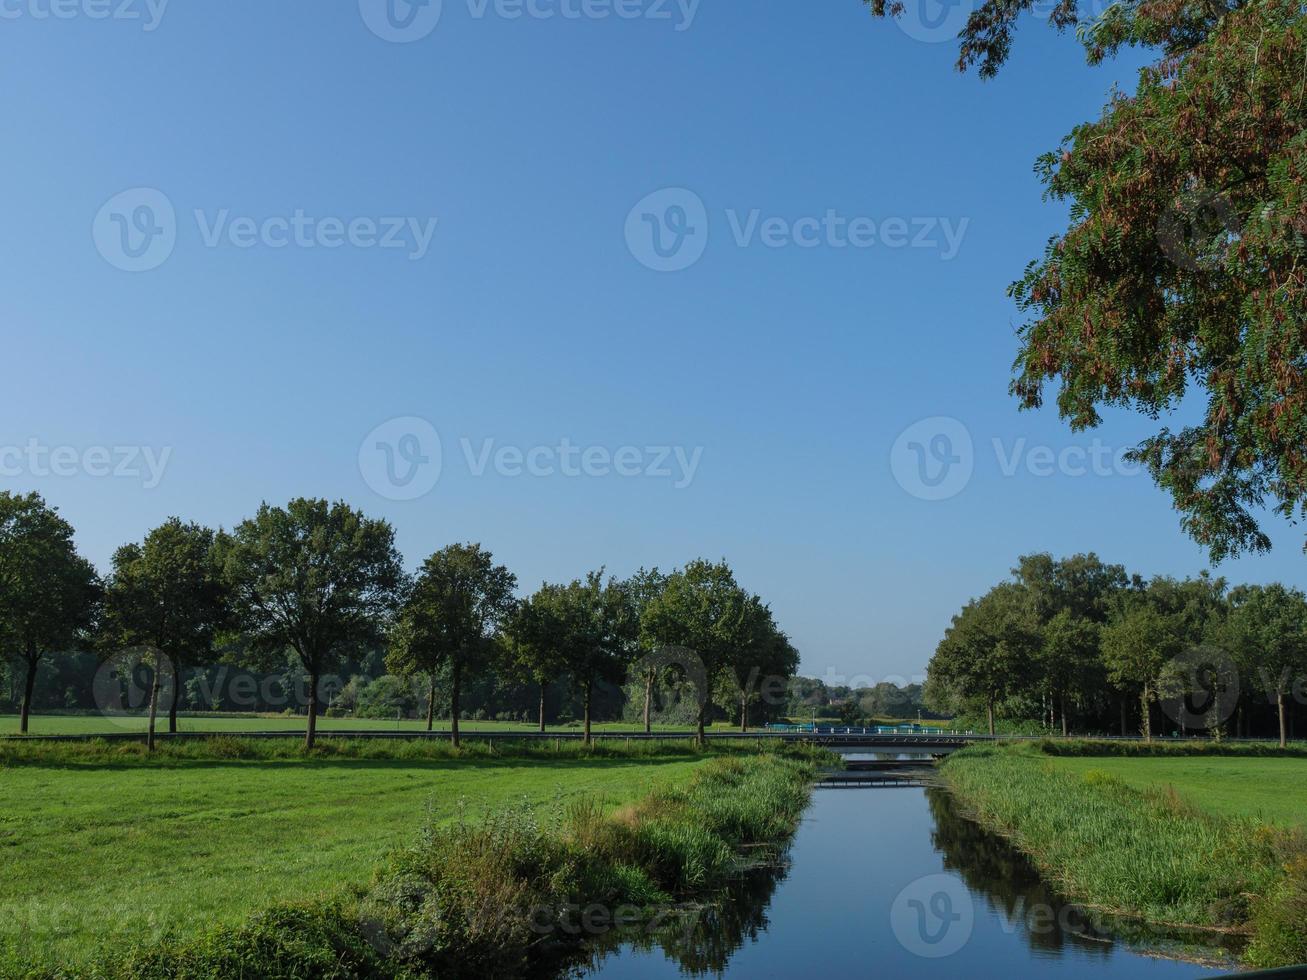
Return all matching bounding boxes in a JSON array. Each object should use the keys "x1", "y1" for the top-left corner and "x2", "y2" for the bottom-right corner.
[
  {"x1": 538, "y1": 570, "x2": 631, "y2": 745},
  {"x1": 101, "y1": 519, "x2": 228, "y2": 749},
  {"x1": 1038, "y1": 610, "x2": 1102, "y2": 736},
  {"x1": 1223, "y1": 583, "x2": 1307, "y2": 748},
  {"x1": 718, "y1": 596, "x2": 799, "y2": 733},
  {"x1": 641, "y1": 559, "x2": 753, "y2": 745},
  {"x1": 217, "y1": 499, "x2": 404, "y2": 749},
  {"x1": 929, "y1": 582, "x2": 1039, "y2": 735},
  {"x1": 1101, "y1": 595, "x2": 1184, "y2": 742},
  {"x1": 386, "y1": 543, "x2": 516, "y2": 747},
  {"x1": 0, "y1": 492, "x2": 99, "y2": 734},
  {"x1": 623, "y1": 567, "x2": 668, "y2": 734},
  {"x1": 870, "y1": 0, "x2": 1307, "y2": 561},
  {"x1": 502, "y1": 586, "x2": 567, "y2": 732}
]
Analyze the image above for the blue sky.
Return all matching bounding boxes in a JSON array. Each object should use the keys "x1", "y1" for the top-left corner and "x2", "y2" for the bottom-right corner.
[{"x1": 3, "y1": 0, "x2": 1304, "y2": 685}]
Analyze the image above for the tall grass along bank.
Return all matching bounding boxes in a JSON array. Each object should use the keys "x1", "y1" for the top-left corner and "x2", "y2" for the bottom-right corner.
[
  {"x1": 11, "y1": 749, "x2": 821, "y2": 979},
  {"x1": 940, "y1": 742, "x2": 1307, "y2": 968}
]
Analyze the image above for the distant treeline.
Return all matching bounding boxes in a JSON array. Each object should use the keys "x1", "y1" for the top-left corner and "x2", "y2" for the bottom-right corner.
[
  {"x1": 0, "y1": 492, "x2": 802, "y2": 747},
  {"x1": 926, "y1": 553, "x2": 1307, "y2": 745}
]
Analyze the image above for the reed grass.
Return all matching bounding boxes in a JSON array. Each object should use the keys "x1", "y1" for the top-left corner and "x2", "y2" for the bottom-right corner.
[{"x1": 941, "y1": 742, "x2": 1307, "y2": 968}]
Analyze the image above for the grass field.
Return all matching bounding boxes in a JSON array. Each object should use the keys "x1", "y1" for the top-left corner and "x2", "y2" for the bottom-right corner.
[
  {"x1": 0, "y1": 749, "x2": 710, "y2": 969},
  {"x1": 0, "y1": 713, "x2": 714, "y2": 738},
  {"x1": 1046, "y1": 755, "x2": 1307, "y2": 829}
]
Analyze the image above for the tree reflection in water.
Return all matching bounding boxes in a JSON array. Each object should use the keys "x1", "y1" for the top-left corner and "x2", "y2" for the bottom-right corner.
[{"x1": 548, "y1": 857, "x2": 789, "y2": 978}]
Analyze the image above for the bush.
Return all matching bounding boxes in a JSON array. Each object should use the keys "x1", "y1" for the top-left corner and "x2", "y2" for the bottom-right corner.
[{"x1": 1247, "y1": 857, "x2": 1307, "y2": 969}]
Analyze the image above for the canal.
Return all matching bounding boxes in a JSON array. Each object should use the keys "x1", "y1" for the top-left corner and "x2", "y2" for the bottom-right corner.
[{"x1": 575, "y1": 759, "x2": 1235, "y2": 978}]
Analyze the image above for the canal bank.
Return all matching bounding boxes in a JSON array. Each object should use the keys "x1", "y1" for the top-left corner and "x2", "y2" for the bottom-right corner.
[{"x1": 939, "y1": 743, "x2": 1307, "y2": 969}]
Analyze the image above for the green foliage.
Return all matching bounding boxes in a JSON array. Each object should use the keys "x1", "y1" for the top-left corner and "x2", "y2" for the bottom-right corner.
[
  {"x1": 930, "y1": 581, "x2": 1039, "y2": 733},
  {"x1": 0, "y1": 492, "x2": 100, "y2": 732},
  {"x1": 217, "y1": 499, "x2": 405, "y2": 747},
  {"x1": 88, "y1": 904, "x2": 393, "y2": 980},
  {"x1": 641, "y1": 560, "x2": 755, "y2": 739},
  {"x1": 1005, "y1": 0, "x2": 1307, "y2": 560},
  {"x1": 387, "y1": 543, "x2": 517, "y2": 742},
  {"x1": 1247, "y1": 856, "x2": 1307, "y2": 968}
]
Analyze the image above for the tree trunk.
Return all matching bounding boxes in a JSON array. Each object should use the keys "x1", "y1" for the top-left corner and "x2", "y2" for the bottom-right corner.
[
  {"x1": 168, "y1": 662, "x2": 181, "y2": 734},
  {"x1": 146, "y1": 651, "x2": 162, "y2": 752},
  {"x1": 1278, "y1": 691, "x2": 1288, "y2": 749},
  {"x1": 986, "y1": 699, "x2": 995, "y2": 737},
  {"x1": 538, "y1": 681, "x2": 547, "y2": 733},
  {"x1": 1140, "y1": 683, "x2": 1152, "y2": 742},
  {"x1": 696, "y1": 699, "x2": 707, "y2": 747},
  {"x1": 583, "y1": 679, "x2": 592, "y2": 746},
  {"x1": 1060, "y1": 695, "x2": 1069, "y2": 737},
  {"x1": 1120, "y1": 696, "x2": 1128, "y2": 736},
  {"x1": 643, "y1": 670, "x2": 653, "y2": 735},
  {"x1": 426, "y1": 674, "x2": 436, "y2": 732},
  {"x1": 450, "y1": 663, "x2": 462, "y2": 749},
  {"x1": 740, "y1": 689, "x2": 748, "y2": 734},
  {"x1": 305, "y1": 671, "x2": 320, "y2": 751},
  {"x1": 19, "y1": 651, "x2": 38, "y2": 735}
]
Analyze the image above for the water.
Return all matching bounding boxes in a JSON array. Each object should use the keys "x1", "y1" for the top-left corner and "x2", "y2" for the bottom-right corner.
[{"x1": 576, "y1": 776, "x2": 1235, "y2": 979}]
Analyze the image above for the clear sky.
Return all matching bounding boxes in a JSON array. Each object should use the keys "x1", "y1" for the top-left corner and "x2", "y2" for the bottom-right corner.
[{"x1": 3, "y1": 0, "x2": 1304, "y2": 686}]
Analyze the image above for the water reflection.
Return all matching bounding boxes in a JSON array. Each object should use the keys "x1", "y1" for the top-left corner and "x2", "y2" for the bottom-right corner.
[{"x1": 575, "y1": 782, "x2": 1234, "y2": 978}]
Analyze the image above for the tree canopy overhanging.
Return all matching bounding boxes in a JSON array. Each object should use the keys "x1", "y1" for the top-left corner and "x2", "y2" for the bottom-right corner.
[{"x1": 869, "y1": 0, "x2": 1307, "y2": 560}]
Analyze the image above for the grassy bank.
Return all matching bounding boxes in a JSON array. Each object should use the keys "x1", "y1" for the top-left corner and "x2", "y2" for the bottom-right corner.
[
  {"x1": 940, "y1": 742, "x2": 1307, "y2": 968},
  {"x1": 6, "y1": 751, "x2": 819, "y2": 979},
  {"x1": 0, "y1": 741, "x2": 732, "y2": 972},
  {"x1": 0, "y1": 712, "x2": 710, "y2": 738}
]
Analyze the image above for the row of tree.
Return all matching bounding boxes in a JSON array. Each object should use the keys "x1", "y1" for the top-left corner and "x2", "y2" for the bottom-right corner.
[
  {"x1": 0, "y1": 492, "x2": 798, "y2": 748},
  {"x1": 927, "y1": 554, "x2": 1307, "y2": 746}
]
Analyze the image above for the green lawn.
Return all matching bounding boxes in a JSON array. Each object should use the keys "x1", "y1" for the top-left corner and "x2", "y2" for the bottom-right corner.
[
  {"x1": 0, "y1": 713, "x2": 710, "y2": 737},
  {"x1": 1046, "y1": 754, "x2": 1307, "y2": 828},
  {"x1": 0, "y1": 751, "x2": 708, "y2": 968}
]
